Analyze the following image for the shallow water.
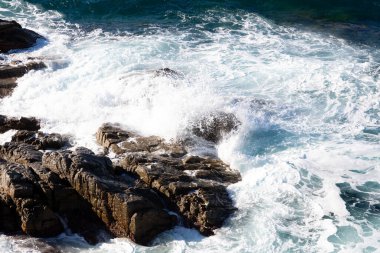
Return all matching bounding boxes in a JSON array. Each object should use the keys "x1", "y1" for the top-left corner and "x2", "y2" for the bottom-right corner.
[{"x1": 0, "y1": 0, "x2": 379, "y2": 252}]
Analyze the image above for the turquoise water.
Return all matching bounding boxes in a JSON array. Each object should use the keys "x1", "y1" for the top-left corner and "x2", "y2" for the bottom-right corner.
[{"x1": 0, "y1": 0, "x2": 379, "y2": 252}]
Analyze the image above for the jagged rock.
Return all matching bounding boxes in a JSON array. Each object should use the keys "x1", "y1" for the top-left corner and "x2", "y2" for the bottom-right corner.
[
  {"x1": 11, "y1": 130, "x2": 69, "y2": 150},
  {"x1": 0, "y1": 160, "x2": 64, "y2": 237},
  {"x1": 42, "y1": 148, "x2": 177, "y2": 245},
  {"x1": 0, "y1": 137, "x2": 109, "y2": 244},
  {"x1": 0, "y1": 115, "x2": 40, "y2": 133},
  {"x1": 26, "y1": 162, "x2": 110, "y2": 244},
  {"x1": 97, "y1": 124, "x2": 241, "y2": 235},
  {"x1": 0, "y1": 142, "x2": 42, "y2": 166},
  {"x1": 0, "y1": 19, "x2": 44, "y2": 53},
  {"x1": 191, "y1": 112, "x2": 241, "y2": 143}
]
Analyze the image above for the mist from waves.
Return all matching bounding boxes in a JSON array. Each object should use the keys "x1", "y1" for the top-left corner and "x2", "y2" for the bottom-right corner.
[{"x1": 0, "y1": 0, "x2": 379, "y2": 252}]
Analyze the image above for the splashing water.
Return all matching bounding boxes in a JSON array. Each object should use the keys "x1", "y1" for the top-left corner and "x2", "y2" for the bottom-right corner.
[{"x1": 0, "y1": 0, "x2": 379, "y2": 252}]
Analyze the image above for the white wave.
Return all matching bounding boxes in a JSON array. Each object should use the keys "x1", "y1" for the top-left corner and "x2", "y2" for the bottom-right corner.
[{"x1": 0, "y1": 1, "x2": 379, "y2": 253}]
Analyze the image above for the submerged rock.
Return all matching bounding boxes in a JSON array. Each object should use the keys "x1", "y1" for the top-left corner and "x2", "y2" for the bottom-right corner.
[
  {"x1": 0, "y1": 19, "x2": 44, "y2": 53},
  {"x1": 153, "y1": 68, "x2": 184, "y2": 79}
]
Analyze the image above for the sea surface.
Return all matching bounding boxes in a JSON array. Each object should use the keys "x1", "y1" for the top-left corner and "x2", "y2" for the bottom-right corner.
[{"x1": 0, "y1": 0, "x2": 380, "y2": 252}]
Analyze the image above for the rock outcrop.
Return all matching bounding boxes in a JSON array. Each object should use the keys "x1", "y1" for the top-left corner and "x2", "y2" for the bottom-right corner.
[
  {"x1": 0, "y1": 117, "x2": 241, "y2": 246},
  {"x1": 190, "y1": 112, "x2": 241, "y2": 143},
  {"x1": 0, "y1": 115, "x2": 40, "y2": 133},
  {"x1": 0, "y1": 19, "x2": 43, "y2": 53},
  {"x1": 97, "y1": 123, "x2": 241, "y2": 235},
  {"x1": 42, "y1": 148, "x2": 177, "y2": 245}
]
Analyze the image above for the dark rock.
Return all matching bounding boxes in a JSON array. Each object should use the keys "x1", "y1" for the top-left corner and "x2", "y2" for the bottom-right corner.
[
  {"x1": 0, "y1": 192, "x2": 21, "y2": 233},
  {"x1": 0, "y1": 77, "x2": 17, "y2": 98},
  {"x1": 0, "y1": 61, "x2": 46, "y2": 98},
  {"x1": 0, "y1": 142, "x2": 43, "y2": 165},
  {"x1": 0, "y1": 62, "x2": 46, "y2": 79},
  {"x1": 12, "y1": 130, "x2": 69, "y2": 150},
  {"x1": 154, "y1": 68, "x2": 184, "y2": 79},
  {"x1": 0, "y1": 115, "x2": 40, "y2": 133},
  {"x1": 0, "y1": 160, "x2": 64, "y2": 237},
  {"x1": 26, "y1": 162, "x2": 110, "y2": 245},
  {"x1": 0, "y1": 19, "x2": 44, "y2": 53},
  {"x1": 97, "y1": 124, "x2": 241, "y2": 235},
  {"x1": 0, "y1": 141, "x2": 110, "y2": 244},
  {"x1": 191, "y1": 112, "x2": 241, "y2": 143},
  {"x1": 42, "y1": 148, "x2": 177, "y2": 245}
]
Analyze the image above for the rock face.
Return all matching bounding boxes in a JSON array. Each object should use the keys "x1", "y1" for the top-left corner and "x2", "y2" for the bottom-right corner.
[
  {"x1": 0, "y1": 160, "x2": 64, "y2": 237},
  {"x1": 0, "y1": 19, "x2": 43, "y2": 53},
  {"x1": 97, "y1": 124, "x2": 241, "y2": 235},
  {"x1": 0, "y1": 124, "x2": 110, "y2": 244},
  {"x1": 42, "y1": 148, "x2": 176, "y2": 245},
  {"x1": 0, "y1": 117, "x2": 241, "y2": 246}
]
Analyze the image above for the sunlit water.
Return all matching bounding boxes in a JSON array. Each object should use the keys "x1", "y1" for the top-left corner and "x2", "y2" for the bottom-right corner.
[{"x1": 0, "y1": 0, "x2": 379, "y2": 252}]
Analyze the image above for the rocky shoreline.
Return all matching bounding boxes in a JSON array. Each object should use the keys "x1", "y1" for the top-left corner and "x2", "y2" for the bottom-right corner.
[{"x1": 0, "y1": 20, "x2": 242, "y2": 247}]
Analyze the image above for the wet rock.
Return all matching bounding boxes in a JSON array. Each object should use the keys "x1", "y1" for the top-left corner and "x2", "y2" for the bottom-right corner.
[
  {"x1": 42, "y1": 148, "x2": 177, "y2": 245},
  {"x1": 0, "y1": 19, "x2": 44, "y2": 53},
  {"x1": 97, "y1": 124, "x2": 187, "y2": 158},
  {"x1": 0, "y1": 77, "x2": 17, "y2": 98},
  {"x1": 0, "y1": 61, "x2": 46, "y2": 98},
  {"x1": 0, "y1": 140, "x2": 110, "y2": 244},
  {"x1": 0, "y1": 142, "x2": 43, "y2": 166},
  {"x1": 11, "y1": 130, "x2": 69, "y2": 150},
  {"x1": 154, "y1": 68, "x2": 184, "y2": 79},
  {"x1": 191, "y1": 112, "x2": 241, "y2": 143},
  {"x1": 27, "y1": 162, "x2": 110, "y2": 245},
  {"x1": 97, "y1": 124, "x2": 241, "y2": 235},
  {"x1": 0, "y1": 62, "x2": 46, "y2": 79},
  {"x1": 0, "y1": 115, "x2": 40, "y2": 133},
  {"x1": 0, "y1": 192, "x2": 20, "y2": 233},
  {"x1": 0, "y1": 160, "x2": 64, "y2": 237}
]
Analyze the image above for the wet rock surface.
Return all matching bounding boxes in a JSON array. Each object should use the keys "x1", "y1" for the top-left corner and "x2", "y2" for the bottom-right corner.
[
  {"x1": 0, "y1": 19, "x2": 44, "y2": 53},
  {"x1": 42, "y1": 148, "x2": 177, "y2": 245},
  {"x1": 0, "y1": 117, "x2": 241, "y2": 246},
  {"x1": 0, "y1": 61, "x2": 46, "y2": 98},
  {"x1": 190, "y1": 111, "x2": 241, "y2": 143},
  {"x1": 97, "y1": 123, "x2": 241, "y2": 235},
  {"x1": 0, "y1": 115, "x2": 40, "y2": 134}
]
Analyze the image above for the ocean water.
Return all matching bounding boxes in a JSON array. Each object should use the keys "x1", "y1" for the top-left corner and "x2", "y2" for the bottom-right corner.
[{"x1": 0, "y1": 0, "x2": 380, "y2": 252}]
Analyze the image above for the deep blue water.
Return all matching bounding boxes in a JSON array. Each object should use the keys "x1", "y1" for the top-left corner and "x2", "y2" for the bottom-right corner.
[{"x1": 23, "y1": 0, "x2": 380, "y2": 45}]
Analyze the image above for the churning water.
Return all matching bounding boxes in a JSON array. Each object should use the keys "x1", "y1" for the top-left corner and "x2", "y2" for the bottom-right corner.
[{"x1": 0, "y1": 0, "x2": 379, "y2": 252}]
